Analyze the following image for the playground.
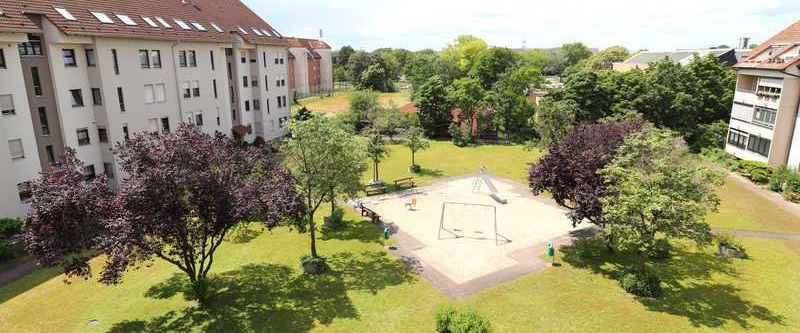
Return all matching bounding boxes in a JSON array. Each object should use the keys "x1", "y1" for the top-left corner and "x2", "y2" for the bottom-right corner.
[{"x1": 359, "y1": 170, "x2": 590, "y2": 298}]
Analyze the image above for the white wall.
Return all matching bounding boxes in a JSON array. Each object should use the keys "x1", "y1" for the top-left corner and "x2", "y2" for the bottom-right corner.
[
  {"x1": 316, "y1": 48, "x2": 333, "y2": 91},
  {"x1": 289, "y1": 47, "x2": 309, "y2": 95}
]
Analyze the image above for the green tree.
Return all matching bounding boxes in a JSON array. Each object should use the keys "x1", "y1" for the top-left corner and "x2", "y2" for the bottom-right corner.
[
  {"x1": 448, "y1": 77, "x2": 485, "y2": 140},
  {"x1": 559, "y1": 68, "x2": 613, "y2": 121},
  {"x1": 283, "y1": 117, "x2": 367, "y2": 258},
  {"x1": 470, "y1": 47, "x2": 518, "y2": 89},
  {"x1": 348, "y1": 90, "x2": 380, "y2": 131},
  {"x1": 639, "y1": 59, "x2": 696, "y2": 132},
  {"x1": 404, "y1": 127, "x2": 430, "y2": 172},
  {"x1": 413, "y1": 75, "x2": 454, "y2": 137},
  {"x1": 441, "y1": 35, "x2": 489, "y2": 73},
  {"x1": 561, "y1": 42, "x2": 593, "y2": 68},
  {"x1": 347, "y1": 51, "x2": 372, "y2": 83},
  {"x1": 486, "y1": 65, "x2": 542, "y2": 141},
  {"x1": 335, "y1": 45, "x2": 355, "y2": 67},
  {"x1": 685, "y1": 54, "x2": 737, "y2": 124},
  {"x1": 533, "y1": 97, "x2": 578, "y2": 147},
  {"x1": 601, "y1": 125, "x2": 725, "y2": 271},
  {"x1": 577, "y1": 46, "x2": 630, "y2": 70},
  {"x1": 366, "y1": 130, "x2": 389, "y2": 184}
]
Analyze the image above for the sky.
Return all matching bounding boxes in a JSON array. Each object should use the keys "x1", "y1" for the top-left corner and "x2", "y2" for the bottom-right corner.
[{"x1": 244, "y1": 0, "x2": 800, "y2": 52}]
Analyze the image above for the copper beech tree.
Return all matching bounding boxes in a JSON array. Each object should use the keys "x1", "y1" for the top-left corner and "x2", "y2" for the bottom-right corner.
[{"x1": 23, "y1": 125, "x2": 303, "y2": 303}]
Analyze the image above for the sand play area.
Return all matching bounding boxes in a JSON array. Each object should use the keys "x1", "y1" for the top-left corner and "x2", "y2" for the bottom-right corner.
[{"x1": 358, "y1": 173, "x2": 591, "y2": 298}]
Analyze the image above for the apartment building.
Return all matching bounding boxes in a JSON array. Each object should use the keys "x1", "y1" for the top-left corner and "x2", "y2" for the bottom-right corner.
[
  {"x1": 0, "y1": 0, "x2": 331, "y2": 217},
  {"x1": 286, "y1": 37, "x2": 333, "y2": 99},
  {"x1": 725, "y1": 21, "x2": 800, "y2": 170}
]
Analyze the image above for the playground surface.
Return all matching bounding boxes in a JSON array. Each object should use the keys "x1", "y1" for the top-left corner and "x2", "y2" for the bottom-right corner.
[{"x1": 359, "y1": 174, "x2": 591, "y2": 298}]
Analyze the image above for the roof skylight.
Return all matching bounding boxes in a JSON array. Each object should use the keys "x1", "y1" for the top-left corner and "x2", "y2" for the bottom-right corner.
[
  {"x1": 251, "y1": 28, "x2": 263, "y2": 36},
  {"x1": 115, "y1": 14, "x2": 136, "y2": 26},
  {"x1": 237, "y1": 26, "x2": 248, "y2": 35},
  {"x1": 210, "y1": 22, "x2": 223, "y2": 32},
  {"x1": 54, "y1": 6, "x2": 77, "y2": 21},
  {"x1": 91, "y1": 11, "x2": 113, "y2": 24},
  {"x1": 260, "y1": 29, "x2": 272, "y2": 37},
  {"x1": 190, "y1": 22, "x2": 206, "y2": 31},
  {"x1": 141, "y1": 16, "x2": 158, "y2": 27},
  {"x1": 155, "y1": 17, "x2": 172, "y2": 28},
  {"x1": 174, "y1": 19, "x2": 191, "y2": 30}
]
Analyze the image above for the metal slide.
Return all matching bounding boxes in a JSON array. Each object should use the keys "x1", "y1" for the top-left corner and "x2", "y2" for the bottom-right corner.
[{"x1": 478, "y1": 167, "x2": 508, "y2": 204}]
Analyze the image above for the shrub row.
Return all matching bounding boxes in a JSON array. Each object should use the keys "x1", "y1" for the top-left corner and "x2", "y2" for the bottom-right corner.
[
  {"x1": 702, "y1": 148, "x2": 800, "y2": 203},
  {"x1": 436, "y1": 306, "x2": 492, "y2": 333}
]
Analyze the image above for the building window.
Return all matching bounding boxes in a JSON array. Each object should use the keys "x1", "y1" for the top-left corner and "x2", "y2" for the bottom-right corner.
[
  {"x1": 160, "y1": 117, "x2": 170, "y2": 133},
  {"x1": 210, "y1": 50, "x2": 215, "y2": 70},
  {"x1": 144, "y1": 84, "x2": 155, "y2": 104},
  {"x1": 265, "y1": 75, "x2": 269, "y2": 91},
  {"x1": 45, "y1": 145, "x2": 55, "y2": 164},
  {"x1": 63, "y1": 49, "x2": 77, "y2": 67},
  {"x1": 92, "y1": 88, "x2": 102, "y2": 105},
  {"x1": 104, "y1": 163, "x2": 115, "y2": 179},
  {"x1": 8, "y1": 139, "x2": 24, "y2": 160},
  {"x1": 38, "y1": 107, "x2": 50, "y2": 135},
  {"x1": 245, "y1": 100, "x2": 250, "y2": 111},
  {"x1": 182, "y1": 81, "x2": 191, "y2": 98},
  {"x1": 266, "y1": 98, "x2": 270, "y2": 114},
  {"x1": 251, "y1": 78, "x2": 259, "y2": 87},
  {"x1": 753, "y1": 106, "x2": 777, "y2": 129},
  {"x1": 263, "y1": 52, "x2": 266, "y2": 68},
  {"x1": 0, "y1": 94, "x2": 14, "y2": 116},
  {"x1": 31, "y1": 67, "x2": 42, "y2": 96},
  {"x1": 179, "y1": 51, "x2": 187, "y2": 67},
  {"x1": 77, "y1": 128, "x2": 91, "y2": 146},
  {"x1": 0, "y1": 49, "x2": 5, "y2": 68},
  {"x1": 188, "y1": 51, "x2": 197, "y2": 67},
  {"x1": 123, "y1": 124, "x2": 130, "y2": 140},
  {"x1": 213, "y1": 79, "x2": 218, "y2": 99},
  {"x1": 232, "y1": 109, "x2": 237, "y2": 121},
  {"x1": 84, "y1": 165, "x2": 96, "y2": 182},
  {"x1": 191, "y1": 80, "x2": 200, "y2": 97},
  {"x1": 241, "y1": 51, "x2": 247, "y2": 63},
  {"x1": 747, "y1": 136, "x2": 771, "y2": 157},
  {"x1": 18, "y1": 182, "x2": 32, "y2": 202},
  {"x1": 112, "y1": 49, "x2": 120, "y2": 75},
  {"x1": 139, "y1": 50, "x2": 150, "y2": 68},
  {"x1": 227, "y1": 62, "x2": 232, "y2": 80},
  {"x1": 154, "y1": 83, "x2": 166, "y2": 103},
  {"x1": 18, "y1": 35, "x2": 43, "y2": 56},
  {"x1": 117, "y1": 87, "x2": 125, "y2": 112},
  {"x1": 98, "y1": 127, "x2": 108, "y2": 143},
  {"x1": 216, "y1": 107, "x2": 221, "y2": 126},
  {"x1": 85, "y1": 49, "x2": 96, "y2": 67},
  {"x1": 253, "y1": 99, "x2": 260, "y2": 110},
  {"x1": 70, "y1": 89, "x2": 84, "y2": 107},
  {"x1": 195, "y1": 113, "x2": 204, "y2": 126},
  {"x1": 151, "y1": 50, "x2": 161, "y2": 68},
  {"x1": 230, "y1": 86, "x2": 234, "y2": 103},
  {"x1": 243, "y1": 76, "x2": 249, "y2": 88}
]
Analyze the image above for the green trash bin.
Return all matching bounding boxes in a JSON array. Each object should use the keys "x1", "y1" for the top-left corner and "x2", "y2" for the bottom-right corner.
[
  {"x1": 546, "y1": 244, "x2": 555, "y2": 258},
  {"x1": 383, "y1": 227, "x2": 390, "y2": 240}
]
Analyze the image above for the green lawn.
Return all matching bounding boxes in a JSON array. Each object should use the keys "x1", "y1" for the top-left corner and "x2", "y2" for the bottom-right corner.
[
  {"x1": 293, "y1": 91, "x2": 411, "y2": 116},
  {"x1": 1, "y1": 142, "x2": 798, "y2": 332}
]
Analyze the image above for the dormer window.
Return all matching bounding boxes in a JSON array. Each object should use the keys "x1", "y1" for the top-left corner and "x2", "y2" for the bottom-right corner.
[
  {"x1": 141, "y1": 16, "x2": 158, "y2": 27},
  {"x1": 54, "y1": 6, "x2": 77, "y2": 21},
  {"x1": 155, "y1": 17, "x2": 172, "y2": 28},
  {"x1": 115, "y1": 14, "x2": 136, "y2": 26},
  {"x1": 237, "y1": 27, "x2": 248, "y2": 35},
  {"x1": 190, "y1": 22, "x2": 206, "y2": 31},
  {"x1": 210, "y1": 22, "x2": 223, "y2": 32},
  {"x1": 252, "y1": 28, "x2": 263, "y2": 36},
  {"x1": 91, "y1": 11, "x2": 113, "y2": 23},
  {"x1": 174, "y1": 19, "x2": 191, "y2": 30}
]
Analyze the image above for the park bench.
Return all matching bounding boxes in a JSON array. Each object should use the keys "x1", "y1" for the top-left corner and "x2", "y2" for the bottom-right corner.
[
  {"x1": 393, "y1": 177, "x2": 415, "y2": 189},
  {"x1": 365, "y1": 183, "x2": 387, "y2": 196},
  {"x1": 359, "y1": 203, "x2": 381, "y2": 224}
]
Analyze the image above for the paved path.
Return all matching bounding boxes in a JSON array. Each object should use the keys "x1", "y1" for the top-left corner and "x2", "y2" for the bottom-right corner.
[
  {"x1": 0, "y1": 256, "x2": 39, "y2": 286},
  {"x1": 712, "y1": 228, "x2": 800, "y2": 242}
]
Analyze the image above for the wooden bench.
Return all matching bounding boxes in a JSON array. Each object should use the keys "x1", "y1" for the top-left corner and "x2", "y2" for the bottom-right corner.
[
  {"x1": 393, "y1": 177, "x2": 415, "y2": 189},
  {"x1": 359, "y1": 203, "x2": 381, "y2": 224},
  {"x1": 365, "y1": 183, "x2": 387, "y2": 196}
]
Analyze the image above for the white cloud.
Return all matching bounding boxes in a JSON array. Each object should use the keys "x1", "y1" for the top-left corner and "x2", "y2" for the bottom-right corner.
[{"x1": 245, "y1": 0, "x2": 799, "y2": 51}]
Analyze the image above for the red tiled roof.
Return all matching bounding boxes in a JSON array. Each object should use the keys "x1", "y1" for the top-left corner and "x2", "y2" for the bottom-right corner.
[
  {"x1": 192, "y1": 0, "x2": 288, "y2": 46},
  {"x1": 735, "y1": 20, "x2": 800, "y2": 70},
  {"x1": 0, "y1": 2, "x2": 42, "y2": 33},
  {"x1": 286, "y1": 37, "x2": 331, "y2": 50}
]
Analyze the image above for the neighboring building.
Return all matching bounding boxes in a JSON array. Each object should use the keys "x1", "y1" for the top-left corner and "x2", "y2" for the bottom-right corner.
[
  {"x1": 612, "y1": 48, "x2": 740, "y2": 72},
  {"x1": 725, "y1": 21, "x2": 800, "y2": 169},
  {"x1": 0, "y1": 0, "x2": 331, "y2": 217},
  {"x1": 286, "y1": 37, "x2": 333, "y2": 99}
]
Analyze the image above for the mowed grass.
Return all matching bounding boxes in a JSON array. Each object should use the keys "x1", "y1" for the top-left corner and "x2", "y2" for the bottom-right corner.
[
  {"x1": 293, "y1": 90, "x2": 411, "y2": 116},
  {"x1": 0, "y1": 142, "x2": 798, "y2": 332}
]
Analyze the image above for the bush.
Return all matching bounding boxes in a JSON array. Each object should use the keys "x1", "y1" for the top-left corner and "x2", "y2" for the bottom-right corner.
[
  {"x1": 618, "y1": 266, "x2": 662, "y2": 298},
  {"x1": 716, "y1": 232, "x2": 746, "y2": 255},
  {"x1": 0, "y1": 218, "x2": 22, "y2": 260},
  {"x1": 737, "y1": 160, "x2": 772, "y2": 184},
  {"x1": 449, "y1": 122, "x2": 473, "y2": 147},
  {"x1": 648, "y1": 238, "x2": 672, "y2": 261},
  {"x1": 769, "y1": 166, "x2": 800, "y2": 203},
  {"x1": 323, "y1": 207, "x2": 345, "y2": 230},
  {"x1": 300, "y1": 254, "x2": 328, "y2": 275},
  {"x1": 700, "y1": 148, "x2": 739, "y2": 170},
  {"x1": 435, "y1": 306, "x2": 492, "y2": 333}
]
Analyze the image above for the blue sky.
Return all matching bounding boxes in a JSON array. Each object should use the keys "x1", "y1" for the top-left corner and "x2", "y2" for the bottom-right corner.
[{"x1": 244, "y1": 0, "x2": 800, "y2": 52}]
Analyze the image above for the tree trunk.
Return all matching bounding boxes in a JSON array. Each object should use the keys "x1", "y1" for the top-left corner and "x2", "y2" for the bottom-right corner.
[
  {"x1": 638, "y1": 250, "x2": 648, "y2": 271},
  {"x1": 373, "y1": 161, "x2": 379, "y2": 182},
  {"x1": 411, "y1": 151, "x2": 416, "y2": 166},
  {"x1": 191, "y1": 274, "x2": 209, "y2": 305},
  {"x1": 309, "y1": 212, "x2": 318, "y2": 258},
  {"x1": 330, "y1": 188, "x2": 336, "y2": 213}
]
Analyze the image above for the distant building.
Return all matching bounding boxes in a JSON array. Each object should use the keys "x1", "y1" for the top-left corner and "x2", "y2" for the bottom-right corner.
[
  {"x1": 724, "y1": 21, "x2": 800, "y2": 169},
  {"x1": 612, "y1": 48, "x2": 741, "y2": 72},
  {"x1": 286, "y1": 37, "x2": 333, "y2": 99}
]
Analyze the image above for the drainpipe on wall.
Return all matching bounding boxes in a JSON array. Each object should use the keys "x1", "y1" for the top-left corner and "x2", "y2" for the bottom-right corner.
[{"x1": 171, "y1": 41, "x2": 184, "y2": 124}]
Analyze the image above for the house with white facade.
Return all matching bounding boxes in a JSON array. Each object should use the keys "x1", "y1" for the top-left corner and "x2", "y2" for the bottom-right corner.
[
  {"x1": 725, "y1": 21, "x2": 800, "y2": 170},
  {"x1": 0, "y1": 0, "x2": 332, "y2": 217},
  {"x1": 286, "y1": 37, "x2": 333, "y2": 100}
]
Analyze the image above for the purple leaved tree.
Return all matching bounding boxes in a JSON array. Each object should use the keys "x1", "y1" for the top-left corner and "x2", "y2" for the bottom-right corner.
[
  {"x1": 528, "y1": 120, "x2": 644, "y2": 239},
  {"x1": 23, "y1": 125, "x2": 303, "y2": 304}
]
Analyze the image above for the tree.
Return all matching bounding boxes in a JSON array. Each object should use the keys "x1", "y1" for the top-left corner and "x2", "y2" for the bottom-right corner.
[
  {"x1": 486, "y1": 65, "x2": 542, "y2": 141},
  {"x1": 638, "y1": 59, "x2": 696, "y2": 131},
  {"x1": 347, "y1": 90, "x2": 380, "y2": 131},
  {"x1": 470, "y1": 47, "x2": 518, "y2": 89},
  {"x1": 441, "y1": 35, "x2": 489, "y2": 73},
  {"x1": 529, "y1": 120, "x2": 645, "y2": 234},
  {"x1": 283, "y1": 118, "x2": 367, "y2": 260},
  {"x1": 404, "y1": 127, "x2": 430, "y2": 172},
  {"x1": 0, "y1": 218, "x2": 22, "y2": 259},
  {"x1": 601, "y1": 125, "x2": 724, "y2": 271},
  {"x1": 577, "y1": 46, "x2": 630, "y2": 70},
  {"x1": 685, "y1": 54, "x2": 737, "y2": 125},
  {"x1": 533, "y1": 97, "x2": 578, "y2": 147},
  {"x1": 293, "y1": 106, "x2": 314, "y2": 122},
  {"x1": 335, "y1": 45, "x2": 355, "y2": 67},
  {"x1": 559, "y1": 68, "x2": 613, "y2": 121},
  {"x1": 413, "y1": 75, "x2": 454, "y2": 137},
  {"x1": 366, "y1": 130, "x2": 389, "y2": 184},
  {"x1": 448, "y1": 77, "x2": 485, "y2": 140},
  {"x1": 561, "y1": 42, "x2": 593, "y2": 69},
  {"x1": 24, "y1": 127, "x2": 303, "y2": 303},
  {"x1": 347, "y1": 51, "x2": 372, "y2": 83}
]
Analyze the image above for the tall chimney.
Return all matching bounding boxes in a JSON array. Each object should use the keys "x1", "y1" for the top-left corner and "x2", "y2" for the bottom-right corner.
[{"x1": 738, "y1": 37, "x2": 750, "y2": 50}]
